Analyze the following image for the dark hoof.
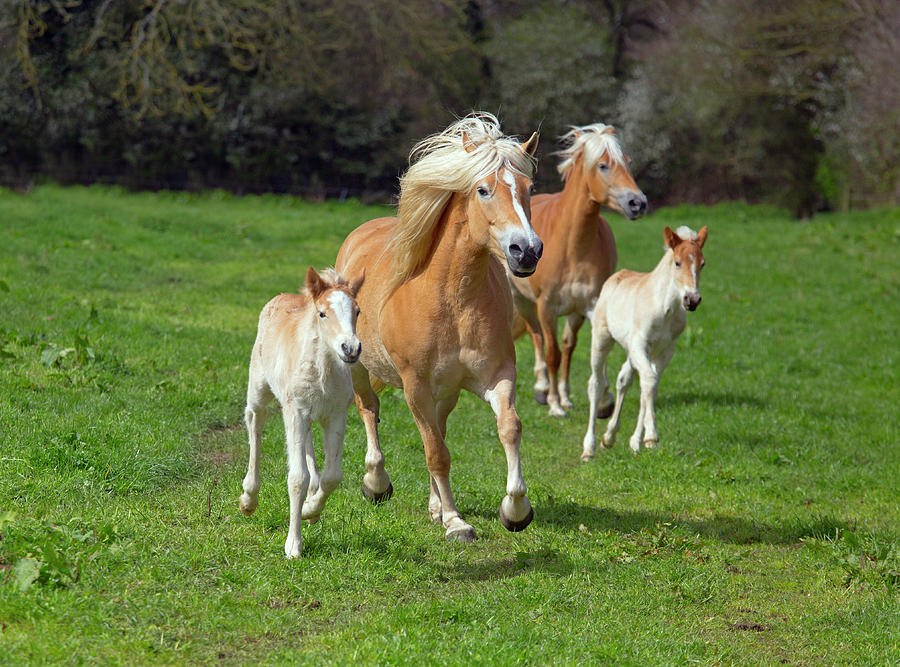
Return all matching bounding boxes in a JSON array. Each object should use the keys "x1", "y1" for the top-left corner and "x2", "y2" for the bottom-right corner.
[
  {"x1": 500, "y1": 506, "x2": 534, "y2": 532},
  {"x1": 362, "y1": 482, "x2": 393, "y2": 504},
  {"x1": 534, "y1": 389, "x2": 548, "y2": 405},
  {"x1": 597, "y1": 403, "x2": 614, "y2": 419}
]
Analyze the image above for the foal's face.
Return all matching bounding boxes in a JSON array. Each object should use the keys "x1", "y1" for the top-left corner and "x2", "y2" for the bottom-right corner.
[
  {"x1": 665, "y1": 226, "x2": 708, "y2": 311},
  {"x1": 585, "y1": 150, "x2": 648, "y2": 220},
  {"x1": 314, "y1": 288, "x2": 362, "y2": 363},
  {"x1": 469, "y1": 166, "x2": 543, "y2": 277},
  {"x1": 305, "y1": 267, "x2": 362, "y2": 363}
]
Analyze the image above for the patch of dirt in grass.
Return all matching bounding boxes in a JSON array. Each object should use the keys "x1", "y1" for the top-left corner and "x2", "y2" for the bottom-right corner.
[{"x1": 727, "y1": 621, "x2": 769, "y2": 632}]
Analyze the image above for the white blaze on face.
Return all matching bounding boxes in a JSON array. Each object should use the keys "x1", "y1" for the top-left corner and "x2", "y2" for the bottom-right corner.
[
  {"x1": 325, "y1": 290, "x2": 359, "y2": 357},
  {"x1": 501, "y1": 169, "x2": 539, "y2": 244}
]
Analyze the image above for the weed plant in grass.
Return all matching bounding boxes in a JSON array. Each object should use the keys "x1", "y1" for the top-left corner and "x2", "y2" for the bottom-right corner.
[{"x1": 1, "y1": 185, "x2": 898, "y2": 665}]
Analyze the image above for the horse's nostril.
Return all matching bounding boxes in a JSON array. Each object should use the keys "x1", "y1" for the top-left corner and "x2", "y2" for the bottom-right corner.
[{"x1": 508, "y1": 244, "x2": 524, "y2": 261}]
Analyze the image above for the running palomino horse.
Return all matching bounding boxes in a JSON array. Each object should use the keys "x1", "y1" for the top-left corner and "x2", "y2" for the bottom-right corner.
[
  {"x1": 335, "y1": 113, "x2": 540, "y2": 542},
  {"x1": 581, "y1": 225, "x2": 707, "y2": 461},
  {"x1": 508, "y1": 123, "x2": 647, "y2": 417},
  {"x1": 240, "y1": 267, "x2": 364, "y2": 558}
]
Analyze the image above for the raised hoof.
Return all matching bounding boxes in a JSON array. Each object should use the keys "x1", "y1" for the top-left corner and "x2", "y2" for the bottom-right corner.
[
  {"x1": 304, "y1": 514, "x2": 321, "y2": 525},
  {"x1": 643, "y1": 438, "x2": 658, "y2": 449},
  {"x1": 500, "y1": 506, "x2": 534, "y2": 532},
  {"x1": 597, "y1": 403, "x2": 614, "y2": 420},
  {"x1": 580, "y1": 452, "x2": 594, "y2": 462},
  {"x1": 600, "y1": 434, "x2": 615, "y2": 449},
  {"x1": 446, "y1": 526, "x2": 477, "y2": 543},
  {"x1": 239, "y1": 494, "x2": 257, "y2": 516},
  {"x1": 534, "y1": 388, "x2": 549, "y2": 405},
  {"x1": 362, "y1": 481, "x2": 393, "y2": 504}
]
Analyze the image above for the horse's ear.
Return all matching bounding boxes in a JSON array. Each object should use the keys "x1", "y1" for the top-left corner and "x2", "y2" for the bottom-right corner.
[
  {"x1": 601, "y1": 126, "x2": 616, "y2": 135},
  {"x1": 348, "y1": 269, "x2": 365, "y2": 298},
  {"x1": 663, "y1": 226, "x2": 681, "y2": 250},
  {"x1": 461, "y1": 131, "x2": 477, "y2": 154},
  {"x1": 305, "y1": 266, "x2": 327, "y2": 299},
  {"x1": 521, "y1": 132, "x2": 539, "y2": 157},
  {"x1": 696, "y1": 226, "x2": 708, "y2": 248}
]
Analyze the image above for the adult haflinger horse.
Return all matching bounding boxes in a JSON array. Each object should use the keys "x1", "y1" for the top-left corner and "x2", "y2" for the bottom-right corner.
[
  {"x1": 335, "y1": 113, "x2": 540, "y2": 542},
  {"x1": 508, "y1": 123, "x2": 647, "y2": 417}
]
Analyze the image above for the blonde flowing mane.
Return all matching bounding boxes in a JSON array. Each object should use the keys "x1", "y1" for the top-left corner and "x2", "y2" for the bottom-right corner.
[
  {"x1": 386, "y1": 112, "x2": 537, "y2": 294},
  {"x1": 556, "y1": 123, "x2": 626, "y2": 181}
]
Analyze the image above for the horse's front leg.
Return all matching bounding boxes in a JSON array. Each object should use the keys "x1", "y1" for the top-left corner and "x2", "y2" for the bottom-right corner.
[
  {"x1": 559, "y1": 313, "x2": 586, "y2": 411},
  {"x1": 429, "y1": 392, "x2": 461, "y2": 523},
  {"x1": 628, "y1": 346, "x2": 659, "y2": 452},
  {"x1": 536, "y1": 300, "x2": 566, "y2": 417},
  {"x1": 582, "y1": 320, "x2": 615, "y2": 461},
  {"x1": 302, "y1": 411, "x2": 346, "y2": 523},
  {"x1": 602, "y1": 358, "x2": 634, "y2": 449},
  {"x1": 483, "y1": 375, "x2": 533, "y2": 532},
  {"x1": 640, "y1": 345, "x2": 676, "y2": 449},
  {"x1": 351, "y1": 363, "x2": 393, "y2": 502},
  {"x1": 403, "y1": 378, "x2": 475, "y2": 542},
  {"x1": 282, "y1": 402, "x2": 311, "y2": 559}
]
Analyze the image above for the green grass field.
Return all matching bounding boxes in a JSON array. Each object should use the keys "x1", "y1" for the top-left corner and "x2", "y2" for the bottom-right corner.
[{"x1": 1, "y1": 185, "x2": 898, "y2": 665}]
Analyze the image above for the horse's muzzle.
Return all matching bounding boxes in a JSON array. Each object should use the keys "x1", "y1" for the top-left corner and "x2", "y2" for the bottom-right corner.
[
  {"x1": 507, "y1": 238, "x2": 543, "y2": 277},
  {"x1": 683, "y1": 294, "x2": 701, "y2": 311},
  {"x1": 622, "y1": 192, "x2": 648, "y2": 220},
  {"x1": 340, "y1": 339, "x2": 362, "y2": 363}
]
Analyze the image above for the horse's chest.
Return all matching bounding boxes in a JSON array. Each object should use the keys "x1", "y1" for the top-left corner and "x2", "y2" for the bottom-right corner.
[{"x1": 557, "y1": 276, "x2": 602, "y2": 315}]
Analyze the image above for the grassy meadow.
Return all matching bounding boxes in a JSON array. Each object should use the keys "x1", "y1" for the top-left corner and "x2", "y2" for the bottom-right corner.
[{"x1": 0, "y1": 184, "x2": 898, "y2": 665}]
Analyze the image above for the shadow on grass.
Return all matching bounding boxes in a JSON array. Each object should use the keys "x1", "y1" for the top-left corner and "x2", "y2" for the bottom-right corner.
[
  {"x1": 658, "y1": 389, "x2": 768, "y2": 410},
  {"x1": 445, "y1": 547, "x2": 576, "y2": 582},
  {"x1": 540, "y1": 498, "x2": 850, "y2": 546}
]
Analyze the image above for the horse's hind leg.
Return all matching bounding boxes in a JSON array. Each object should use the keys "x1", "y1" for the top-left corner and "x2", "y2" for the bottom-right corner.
[
  {"x1": 559, "y1": 313, "x2": 585, "y2": 411},
  {"x1": 484, "y1": 374, "x2": 533, "y2": 532},
  {"x1": 352, "y1": 364, "x2": 393, "y2": 502},
  {"x1": 404, "y1": 378, "x2": 475, "y2": 542},
  {"x1": 302, "y1": 412, "x2": 345, "y2": 523},
  {"x1": 240, "y1": 370, "x2": 272, "y2": 516},
  {"x1": 582, "y1": 321, "x2": 615, "y2": 461}
]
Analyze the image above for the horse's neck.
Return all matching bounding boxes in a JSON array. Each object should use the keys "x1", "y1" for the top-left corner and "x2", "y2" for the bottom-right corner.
[
  {"x1": 558, "y1": 163, "x2": 603, "y2": 249},
  {"x1": 648, "y1": 253, "x2": 682, "y2": 315},
  {"x1": 424, "y1": 193, "x2": 492, "y2": 300}
]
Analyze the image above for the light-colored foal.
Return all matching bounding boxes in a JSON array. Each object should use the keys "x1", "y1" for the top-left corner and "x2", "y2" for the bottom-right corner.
[
  {"x1": 582, "y1": 225, "x2": 707, "y2": 460},
  {"x1": 239, "y1": 267, "x2": 363, "y2": 558}
]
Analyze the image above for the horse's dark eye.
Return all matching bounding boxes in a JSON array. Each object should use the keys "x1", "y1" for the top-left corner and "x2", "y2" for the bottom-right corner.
[
  {"x1": 477, "y1": 185, "x2": 489, "y2": 197},
  {"x1": 674, "y1": 261, "x2": 681, "y2": 268},
  {"x1": 597, "y1": 162, "x2": 609, "y2": 171},
  {"x1": 319, "y1": 311, "x2": 326, "y2": 318}
]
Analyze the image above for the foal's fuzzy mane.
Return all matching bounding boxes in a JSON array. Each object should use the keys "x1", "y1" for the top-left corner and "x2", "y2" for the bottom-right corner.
[
  {"x1": 387, "y1": 112, "x2": 537, "y2": 295},
  {"x1": 556, "y1": 123, "x2": 626, "y2": 181},
  {"x1": 301, "y1": 268, "x2": 350, "y2": 295}
]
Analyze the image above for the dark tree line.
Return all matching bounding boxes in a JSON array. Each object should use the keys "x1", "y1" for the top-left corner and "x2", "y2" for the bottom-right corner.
[{"x1": 1, "y1": 0, "x2": 897, "y2": 214}]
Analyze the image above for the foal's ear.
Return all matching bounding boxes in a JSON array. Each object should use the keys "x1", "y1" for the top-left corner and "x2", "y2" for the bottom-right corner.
[
  {"x1": 663, "y1": 226, "x2": 681, "y2": 250},
  {"x1": 696, "y1": 225, "x2": 708, "y2": 248},
  {"x1": 348, "y1": 269, "x2": 365, "y2": 298},
  {"x1": 521, "y1": 132, "x2": 539, "y2": 157},
  {"x1": 305, "y1": 266, "x2": 327, "y2": 299}
]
